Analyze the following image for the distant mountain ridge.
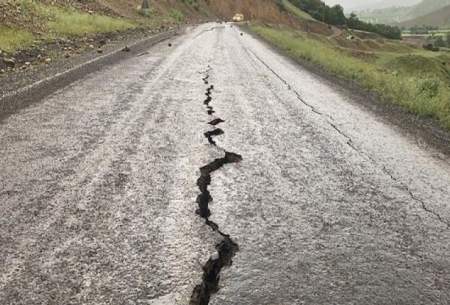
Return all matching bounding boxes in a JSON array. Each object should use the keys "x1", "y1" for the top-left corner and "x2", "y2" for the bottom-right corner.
[
  {"x1": 351, "y1": 0, "x2": 420, "y2": 11},
  {"x1": 400, "y1": 3, "x2": 450, "y2": 27},
  {"x1": 409, "y1": 0, "x2": 450, "y2": 18},
  {"x1": 355, "y1": 0, "x2": 450, "y2": 26}
]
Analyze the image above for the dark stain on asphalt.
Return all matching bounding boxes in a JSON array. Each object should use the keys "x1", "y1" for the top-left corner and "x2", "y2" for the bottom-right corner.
[{"x1": 190, "y1": 67, "x2": 242, "y2": 305}]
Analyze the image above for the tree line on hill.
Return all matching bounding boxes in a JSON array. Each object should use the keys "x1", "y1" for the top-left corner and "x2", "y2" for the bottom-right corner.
[
  {"x1": 287, "y1": 0, "x2": 402, "y2": 39},
  {"x1": 407, "y1": 25, "x2": 439, "y2": 34}
]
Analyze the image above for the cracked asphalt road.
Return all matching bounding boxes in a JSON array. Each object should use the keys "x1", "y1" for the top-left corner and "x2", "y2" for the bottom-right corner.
[{"x1": 1, "y1": 23, "x2": 450, "y2": 305}]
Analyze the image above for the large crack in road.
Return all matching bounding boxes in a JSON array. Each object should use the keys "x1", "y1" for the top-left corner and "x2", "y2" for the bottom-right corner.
[
  {"x1": 190, "y1": 67, "x2": 242, "y2": 305},
  {"x1": 1, "y1": 23, "x2": 450, "y2": 305}
]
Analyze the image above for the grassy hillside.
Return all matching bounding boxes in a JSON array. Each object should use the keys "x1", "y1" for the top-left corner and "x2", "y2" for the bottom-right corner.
[
  {"x1": 400, "y1": 4, "x2": 450, "y2": 28},
  {"x1": 0, "y1": 0, "x2": 213, "y2": 54},
  {"x1": 279, "y1": 0, "x2": 314, "y2": 21},
  {"x1": 250, "y1": 24, "x2": 450, "y2": 130}
]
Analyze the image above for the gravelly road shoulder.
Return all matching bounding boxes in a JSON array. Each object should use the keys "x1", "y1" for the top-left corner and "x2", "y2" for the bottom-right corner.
[{"x1": 0, "y1": 28, "x2": 181, "y2": 121}]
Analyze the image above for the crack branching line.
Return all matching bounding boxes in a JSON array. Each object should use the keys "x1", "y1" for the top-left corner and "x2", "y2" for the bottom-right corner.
[
  {"x1": 245, "y1": 48, "x2": 326, "y2": 117},
  {"x1": 245, "y1": 46, "x2": 449, "y2": 229},
  {"x1": 190, "y1": 68, "x2": 242, "y2": 305},
  {"x1": 202, "y1": 66, "x2": 212, "y2": 84},
  {"x1": 203, "y1": 84, "x2": 216, "y2": 116},
  {"x1": 209, "y1": 118, "x2": 225, "y2": 126},
  {"x1": 204, "y1": 128, "x2": 224, "y2": 145}
]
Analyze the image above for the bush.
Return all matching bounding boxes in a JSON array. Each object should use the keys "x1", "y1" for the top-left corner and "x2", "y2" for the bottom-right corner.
[
  {"x1": 169, "y1": 9, "x2": 184, "y2": 22},
  {"x1": 423, "y1": 43, "x2": 439, "y2": 52},
  {"x1": 417, "y1": 79, "x2": 441, "y2": 99},
  {"x1": 347, "y1": 13, "x2": 401, "y2": 40}
]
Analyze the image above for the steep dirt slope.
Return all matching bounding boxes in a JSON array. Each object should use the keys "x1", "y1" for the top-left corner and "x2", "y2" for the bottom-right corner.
[
  {"x1": 207, "y1": 0, "x2": 331, "y2": 34},
  {"x1": 0, "y1": 0, "x2": 331, "y2": 76}
]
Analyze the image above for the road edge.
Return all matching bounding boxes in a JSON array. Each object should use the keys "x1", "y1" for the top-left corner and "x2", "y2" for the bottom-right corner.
[
  {"x1": 242, "y1": 25, "x2": 450, "y2": 157},
  {"x1": 0, "y1": 29, "x2": 178, "y2": 121}
]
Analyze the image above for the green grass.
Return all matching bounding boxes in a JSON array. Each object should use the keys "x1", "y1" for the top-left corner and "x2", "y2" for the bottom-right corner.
[
  {"x1": 1, "y1": 1, "x2": 136, "y2": 52},
  {"x1": 168, "y1": 9, "x2": 185, "y2": 22},
  {"x1": 0, "y1": 26, "x2": 35, "y2": 52},
  {"x1": 379, "y1": 54, "x2": 450, "y2": 82},
  {"x1": 251, "y1": 24, "x2": 450, "y2": 130},
  {"x1": 281, "y1": 0, "x2": 314, "y2": 21},
  {"x1": 36, "y1": 5, "x2": 135, "y2": 36}
]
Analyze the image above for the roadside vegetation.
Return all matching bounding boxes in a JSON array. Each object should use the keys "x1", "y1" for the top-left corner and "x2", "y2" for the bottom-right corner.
[
  {"x1": 251, "y1": 24, "x2": 450, "y2": 130},
  {"x1": 0, "y1": 25, "x2": 35, "y2": 52},
  {"x1": 37, "y1": 4, "x2": 136, "y2": 37},
  {"x1": 0, "y1": 0, "x2": 209, "y2": 74},
  {"x1": 0, "y1": 0, "x2": 207, "y2": 55},
  {"x1": 0, "y1": 0, "x2": 136, "y2": 53}
]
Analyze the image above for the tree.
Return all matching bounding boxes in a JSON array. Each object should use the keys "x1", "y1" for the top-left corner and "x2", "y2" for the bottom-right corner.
[
  {"x1": 434, "y1": 36, "x2": 446, "y2": 48},
  {"x1": 326, "y1": 5, "x2": 346, "y2": 25},
  {"x1": 288, "y1": 0, "x2": 401, "y2": 39},
  {"x1": 141, "y1": 0, "x2": 150, "y2": 10}
]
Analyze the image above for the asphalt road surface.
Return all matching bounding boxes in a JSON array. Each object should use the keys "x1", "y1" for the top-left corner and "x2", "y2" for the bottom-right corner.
[{"x1": 1, "y1": 23, "x2": 450, "y2": 305}]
